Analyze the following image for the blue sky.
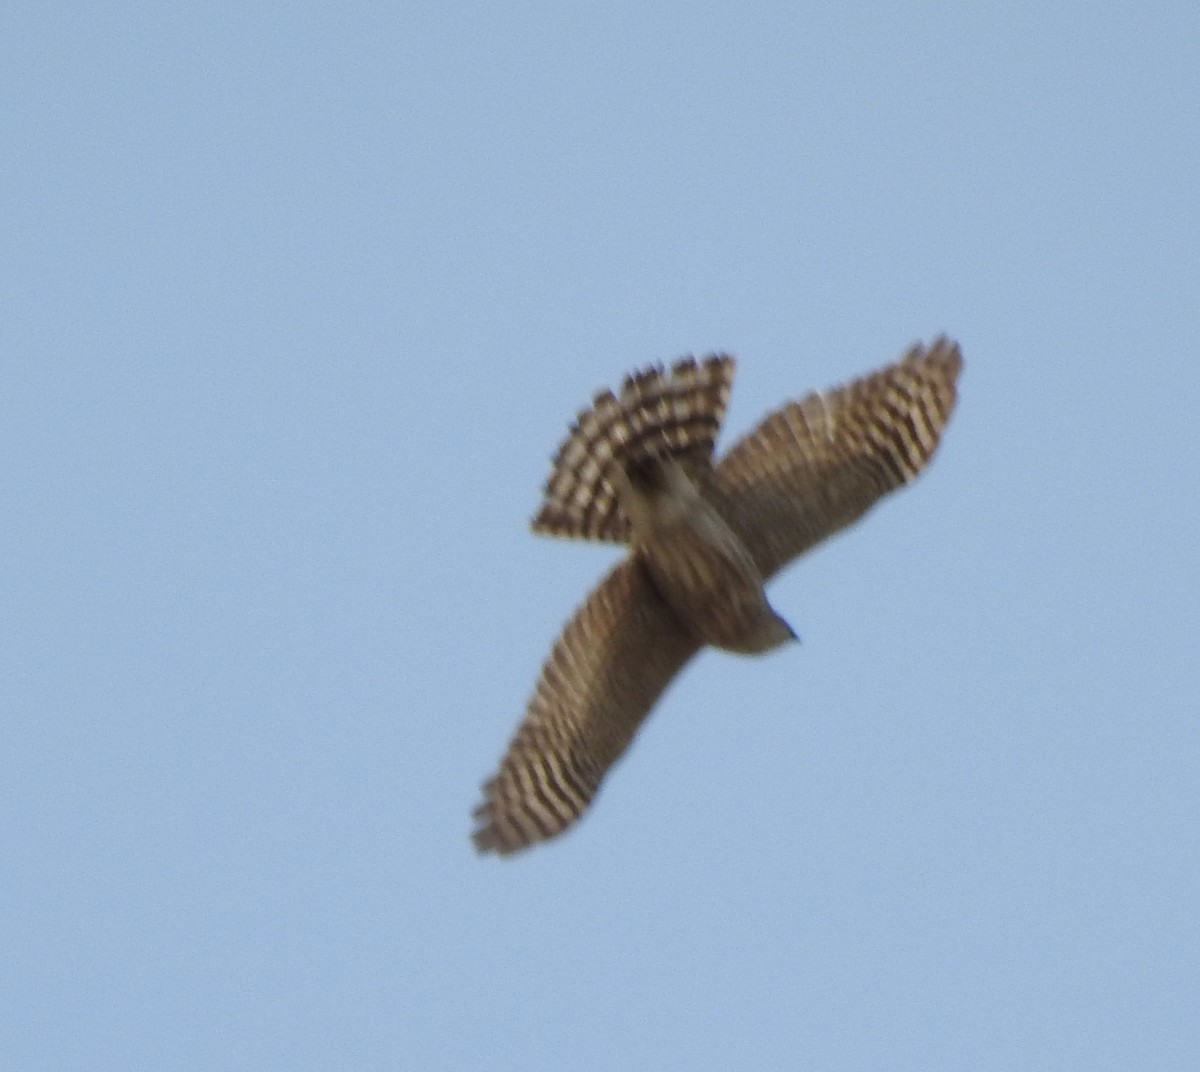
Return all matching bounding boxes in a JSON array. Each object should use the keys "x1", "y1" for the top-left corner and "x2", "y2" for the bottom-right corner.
[{"x1": 4, "y1": 3, "x2": 1199, "y2": 1069}]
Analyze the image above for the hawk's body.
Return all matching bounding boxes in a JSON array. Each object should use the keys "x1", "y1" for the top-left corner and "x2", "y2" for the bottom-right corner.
[
  {"x1": 473, "y1": 338, "x2": 962, "y2": 854},
  {"x1": 620, "y1": 455, "x2": 794, "y2": 654}
]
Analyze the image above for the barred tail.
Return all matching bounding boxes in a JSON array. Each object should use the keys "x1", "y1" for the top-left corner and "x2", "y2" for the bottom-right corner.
[{"x1": 532, "y1": 354, "x2": 735, "y2": 542}]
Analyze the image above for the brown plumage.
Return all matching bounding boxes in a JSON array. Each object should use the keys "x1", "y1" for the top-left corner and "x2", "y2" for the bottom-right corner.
[{"x1": 472, "y1": 337, "x2": 963, "y2": 855}]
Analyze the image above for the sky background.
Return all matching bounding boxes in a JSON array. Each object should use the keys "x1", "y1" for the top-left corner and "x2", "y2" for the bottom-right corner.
[{"x1": 4, "y1": 3, "x2": 1199, "y2": 1069}]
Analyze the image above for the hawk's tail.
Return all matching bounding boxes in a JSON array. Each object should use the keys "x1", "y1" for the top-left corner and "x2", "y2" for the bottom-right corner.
[{"x1": 532, "y1": 354, "x2": 735, "y2": 542}]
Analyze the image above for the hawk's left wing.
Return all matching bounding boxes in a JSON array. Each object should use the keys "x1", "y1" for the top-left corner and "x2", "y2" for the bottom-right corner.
[{"x1": 473, "y1": 556, "x2": 701, "y2": 855}]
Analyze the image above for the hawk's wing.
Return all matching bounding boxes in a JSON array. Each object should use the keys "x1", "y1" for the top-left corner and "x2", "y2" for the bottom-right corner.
[
  {"x1": 532, "y1": 355, "x2": 735, "y2": 543},
  {"x1": 473, "y1": 556, "x2": 701, "y2": 855},
  {"x1": 710, "y1": 337, "x2": 962, "y2": 581}
]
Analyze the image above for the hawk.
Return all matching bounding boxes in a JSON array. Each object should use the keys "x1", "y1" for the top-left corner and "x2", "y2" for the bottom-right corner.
[{"x1": 473, "y1": 337, "x2": 962, "y2": 855}]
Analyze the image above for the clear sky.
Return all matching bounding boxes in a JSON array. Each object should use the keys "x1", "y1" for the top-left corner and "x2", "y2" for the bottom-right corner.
[{"x1": 4, "y1": 3, "x2": 1198, "y2": 1069}]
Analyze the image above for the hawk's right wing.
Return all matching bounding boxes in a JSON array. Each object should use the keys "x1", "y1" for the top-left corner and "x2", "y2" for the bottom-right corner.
[
  {"x1": 711, "y1": 337, "x2": 962, "y2": 581},
  {"x1": 473, "y1": 556, "x2": 701, "y2": 855}
]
